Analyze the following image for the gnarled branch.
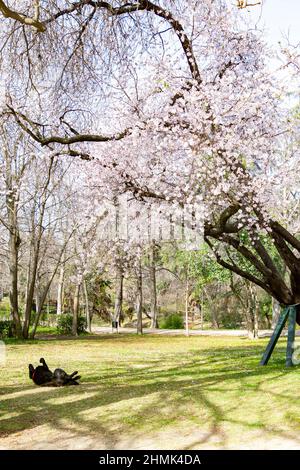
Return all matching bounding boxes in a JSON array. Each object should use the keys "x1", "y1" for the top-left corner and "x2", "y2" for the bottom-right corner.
[
  {"x1": 204, "y1": 235, "x2": 272, "y2": 294},
  {"x1": 7, "y1": 105, "x2": 130, "y2": 146},
  {"x1": 0, "y1": 0, "x2": 46, "y2": 32}
]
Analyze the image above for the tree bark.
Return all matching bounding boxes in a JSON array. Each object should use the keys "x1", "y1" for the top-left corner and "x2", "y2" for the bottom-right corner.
[
  {"x1": 83, "y1": 279, "x2": 91, "y2": 333},
  {"x1": 57, "y1": 264, "x2": 64, "y2": 315},
  {"x1": 5, "y1": 153, "x2": 22, "y2": 337},
  {"x1": 8, "y1": 226, "x2": 22, "y2": 337},
  {"x1": 22, "y1": 235, "x2": 41, "y2": 338},
  {"x1": 149, "y1": 241, "x2": 159, "y2": 328},
  {"x1": 72, "y1": 283, "x2": 81, "y2": 336},
  {"x1": 136, "y1": 251, "x2": 143, "y2": 335}
]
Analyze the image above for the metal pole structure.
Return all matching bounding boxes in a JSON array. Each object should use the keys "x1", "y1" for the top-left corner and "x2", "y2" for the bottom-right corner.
[
  {"x1": 260, "y1": 307, "x2": 289, "y2": 365},
  {"x1": 286, "y1": 306, "x2": 297, "y2": 367},
  {"x1": 260, "y1": 304, "x2": 299, "y2": 367}
]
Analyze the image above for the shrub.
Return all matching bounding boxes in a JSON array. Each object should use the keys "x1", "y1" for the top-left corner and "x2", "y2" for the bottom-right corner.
[
  {"x1": 220, "y1": 312, "x2": 242, "y2": 329},
  {"x1": 30, "y1": 310, "x2": 49, "y2": 326},
  {"x1": 160, "y1": 313, "x2": 184, "y2": 329},
  {"x1": 0, "y1": 320, "x2": 14, "y2": 338},
  {"x1": 57, "y1": 314, "x2": 86, "y2": 335}
]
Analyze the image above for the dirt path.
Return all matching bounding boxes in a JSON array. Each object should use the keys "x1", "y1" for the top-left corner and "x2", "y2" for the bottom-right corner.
[
  {"x1": 92, "y1": 326, "x2": 300, "y2": 337},
  {"x1": 1, "y1": 423, "x2": 299, "y2": 450}
]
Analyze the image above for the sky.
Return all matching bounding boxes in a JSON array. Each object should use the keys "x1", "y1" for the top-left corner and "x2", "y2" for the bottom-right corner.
[{"x1": 239, "y1": 0, "x2": 300, "y2": 46}]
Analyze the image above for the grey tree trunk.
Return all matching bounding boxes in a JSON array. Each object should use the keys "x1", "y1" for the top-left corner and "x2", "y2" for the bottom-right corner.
[
  {"x1": 23, "y1": 237, "x2": 41, "y2": 338},
  {"x1": 35, "y1": 275, "x2": 41, "y2": 316},
  {"x1": 6, "y1": 187, "x2": 22, "y2": 337},
  {"x1": 4, "y1": 140, "x2": 26, "y2": 338},
  {"x1": 113, "y1": 266, "x2": 123, "y2": 324},
  {"x1": 72, "y1": 283, "x2": 81, "y2": 336},
  {"x1": 136, "y1": 253, "x2": 143, "y2": 335},
  {"x1": 57, "y1": 264, "x2": 64, "y2": 315},
  {"x1": 83, "y1": 279, "x2": 91, "y2": 333},
  {"x1": 149, "y1": 242, "x2": 158, "y2": 328},
  {"x1": 8, "y1": 226, "x2": 22, "y2": 337}
]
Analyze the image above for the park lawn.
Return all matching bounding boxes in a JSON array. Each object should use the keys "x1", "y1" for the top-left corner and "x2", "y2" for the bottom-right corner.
[{"x1": 0, "y1": 334, "x2": 299, "y2": 450}]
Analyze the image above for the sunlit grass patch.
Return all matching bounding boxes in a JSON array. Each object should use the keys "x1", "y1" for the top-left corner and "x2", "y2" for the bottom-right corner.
[{"x1": 0, "y1": 334, "x2": 299, "y2": 449}]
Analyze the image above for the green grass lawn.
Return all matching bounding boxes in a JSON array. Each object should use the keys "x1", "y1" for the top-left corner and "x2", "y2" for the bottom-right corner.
[{"x1": 0, "y1": 334, "x2": 299, "y2": 450}]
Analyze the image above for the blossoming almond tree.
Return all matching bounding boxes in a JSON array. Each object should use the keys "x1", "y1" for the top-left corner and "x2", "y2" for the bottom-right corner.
[{"x1": 0, "y1": 0, "x2": 300, "y2": 313}]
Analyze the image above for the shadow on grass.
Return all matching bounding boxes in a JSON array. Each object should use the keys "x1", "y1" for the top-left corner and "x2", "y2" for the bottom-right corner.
[{"x1": 0, "y1": 338, "x2": 299, "y2": 449}]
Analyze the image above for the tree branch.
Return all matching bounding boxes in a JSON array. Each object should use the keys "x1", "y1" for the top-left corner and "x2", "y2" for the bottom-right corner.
[
  {"x1": 3, "y1": 1, "x2": 201, "y2": 83},
  {"x1": 7, "y1": 105, "x2": 130, "y2": 146},
  {"x1": 252, "y1": 238, "x2": 284, "y2": 280},
  {"x1": 204, "y1": 235, "x2": 271, "y2": 294},
  {"x1": 0, "y1": 0, "x2": 46, "y2": 32},
  {"x1": 272, "y1": 231, "x2": 300, "y2": 274},
  {"x1": 271, "y1": 220, "x2": 300, "y2": 254},
  {"x1": 204, "y1": 228, "x2": 293, "y2": 304}
]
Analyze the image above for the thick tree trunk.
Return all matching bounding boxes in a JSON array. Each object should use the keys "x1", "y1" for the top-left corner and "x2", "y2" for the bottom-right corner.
[
  {"x1": 72, "y1": 283, "x2": 81, "y2": 336},
  {"x1": 83, "y1": 279, "x2": 91, "y2": 333},
  {"x1": 8, "y1": 229, "x2": 22, "y2": 337},
  {"x1": 4, "y1": 148, "x2": 22, "y2": 338},
  {"x1": 149, "y1": 242, "x2": 158, "y2": 329},
  {"x1": 57, "y1": 265, "x2": 64, "y2": 315}
]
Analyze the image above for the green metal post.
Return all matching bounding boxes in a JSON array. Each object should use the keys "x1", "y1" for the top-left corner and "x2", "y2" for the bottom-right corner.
[
  {"x1": 260, "y1": 307, "x2": 289, "y2": 366},
  {"x1": 286, "y1": 306, "x2": 297, "y2": 367}
]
